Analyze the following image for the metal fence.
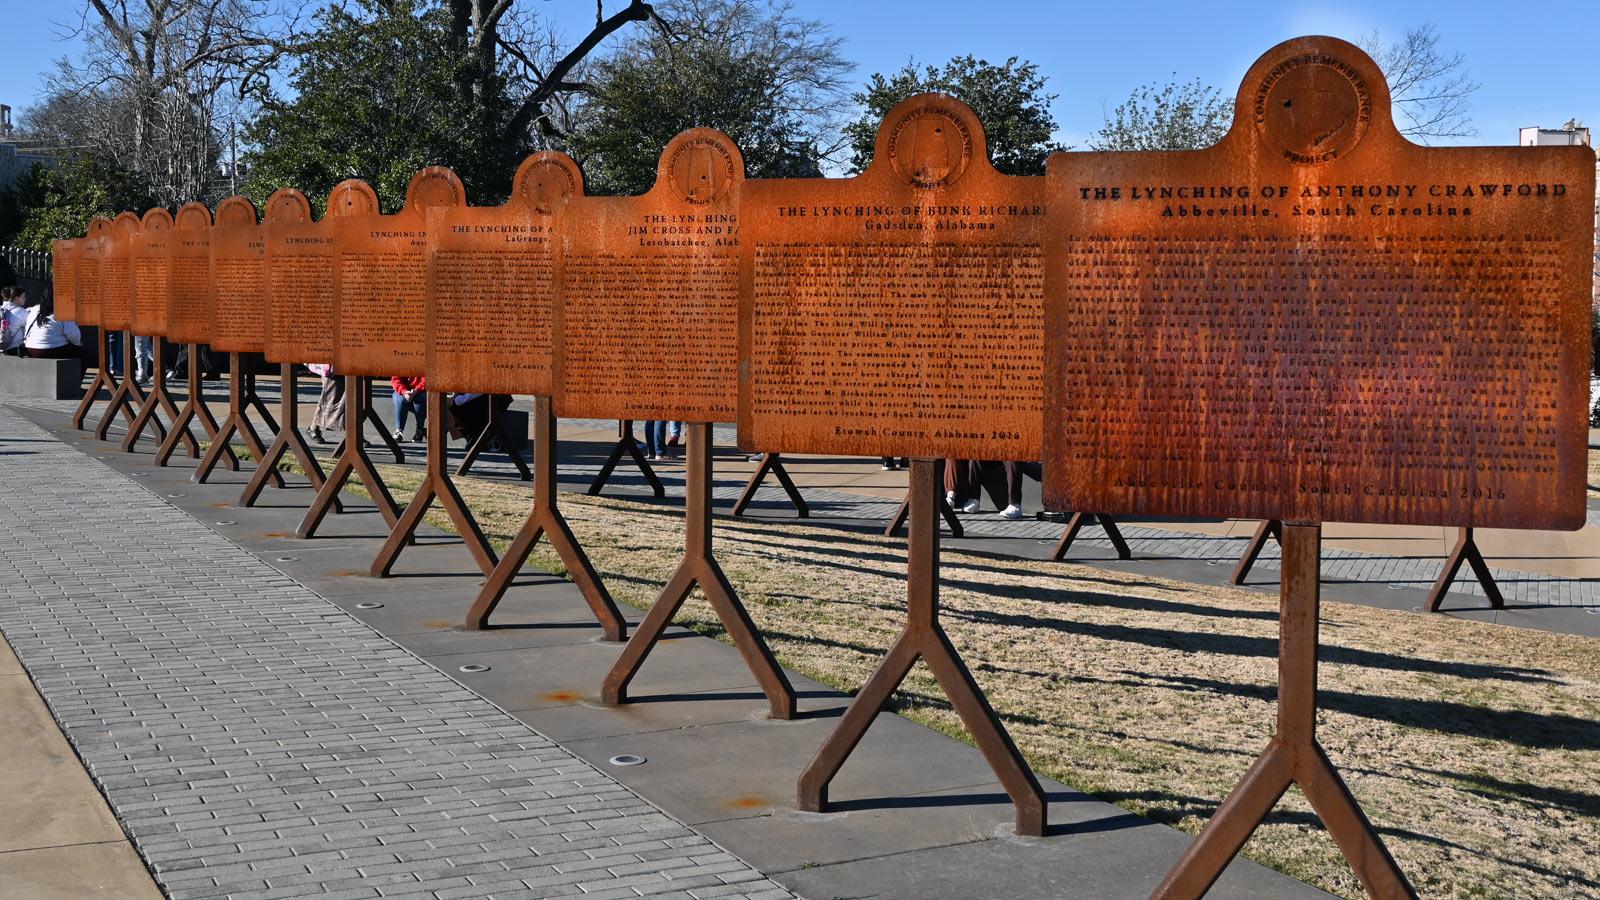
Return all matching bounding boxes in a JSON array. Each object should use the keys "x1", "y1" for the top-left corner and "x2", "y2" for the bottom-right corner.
[{"x1": 1, "y1": 245, "x2": 52, "y2": 282}]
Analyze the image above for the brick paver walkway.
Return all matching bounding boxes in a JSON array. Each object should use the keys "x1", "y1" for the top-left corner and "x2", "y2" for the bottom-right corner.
[{"x1": 0, "y1": 408, "x2": 788, "y2": 900}]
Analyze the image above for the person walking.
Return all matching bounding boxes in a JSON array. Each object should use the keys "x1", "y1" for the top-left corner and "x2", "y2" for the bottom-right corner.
[
  {"x1": 391, "y1": 375, "x2": 426, "y2": 441},
  {"x1": 308, "y1": 362, "x2": 344, "y2": 444},
  {"x1": 643, "y1": 420, "x2": 668, "y2": 461},
  {"x1": 134, "y1": 334, "x2": 154, "y2": 384}
]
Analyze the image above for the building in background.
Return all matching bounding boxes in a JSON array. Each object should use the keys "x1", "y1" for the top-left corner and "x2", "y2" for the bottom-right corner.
[
  {"x1": 1520, "y1": 119, "x2": 1591, "y2": 147},
  {"x1": 0, "y1": 103, "x2": 58, "y2": 195},
  {"x1": 1522, "y1": 121, "x2": 1599, "y2": 310}
]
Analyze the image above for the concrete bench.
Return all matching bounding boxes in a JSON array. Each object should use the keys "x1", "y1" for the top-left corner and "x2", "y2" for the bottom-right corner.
[{"x1": 0, "y1": 356, "x2": 83, "y2": 400}]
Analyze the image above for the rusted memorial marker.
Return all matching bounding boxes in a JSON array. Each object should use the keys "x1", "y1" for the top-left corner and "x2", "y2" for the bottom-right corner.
[
  {"x1": 573, "y1": 129, "x2": 794, "y2": 717},
  {"x1": 155, "y1": 202, "x2": 232, "y2": 468},
  {"x1": 243, "y1": 185, "x2": 360, "y2": 509},
  {"x1": 122, "y1": 207, "x2": 188, "y2": 453},
  {"x1": 300, "y1": 170, "x2": 465, "y2": 543},
  {"x1": 69, "y1": 218, "x2": 119, "y2": 429},
  {"x1": 193, "y1": 196, "x2": 277, "y2": 485},
  {"x1": 361, "y1": 171, "x2": 500, "y2": 575},
  {"x1": 422, "y1": 152, "x2": 624, "y2": 635},
  {"x1": 94, "y1": 212, "x2": 153, "y2": 441},
  {"x1": 1044, "y1": 36, "x2": 1593, "y2": 897},
  {"x1": 58, "y1": 219, "x2": 117, "y2": 429},
  {"x1": 739, "y1": 94, "x2": 1049, "y2": 834}
]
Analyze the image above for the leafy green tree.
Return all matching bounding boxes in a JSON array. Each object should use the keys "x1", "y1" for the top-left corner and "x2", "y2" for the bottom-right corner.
[
  {"x1": 1088, "y1": 76, "x2": 1231, "y2": 152},
  {"x1": 0, "y1": 154, "x2": 154, "y2": 251},
  {"x1": 844, "y1": 56, "x2": 1062, "y2": 177},
  {"x1": 242, "y1": 0, "x2": 524, "y2": 212},
  {"x1": 567, "y1": 0, "x2": 851, "y2": 195}
]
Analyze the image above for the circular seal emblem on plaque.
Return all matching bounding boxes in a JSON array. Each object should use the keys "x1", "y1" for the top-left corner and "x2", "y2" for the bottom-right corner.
[
  {"x1": 215, "y1": 196, "x2": 258, "y2": 227},
  {"x1": 517, "y1": 157, "x2": 578, "y2": 215},
  {"x1": 176, "y1": 202, "x2": 212, "y2": 230},
  {"x1": 667, "y1": 136, "x2": 736, "y2": 205},
  {"x1": 889, "y1": 105, "x2": 972, "y2": 189},
  {"x1": 265, "y1": 190, "x2": 310, "y2": 224},
  {"x1": 142, "y1": 208, "x2": 173, "y2": 231},
  {"x1": 327, "y1": 180, "x2": 378, "y2": 217},
  {"x1": 406, "y1": 167, "x2": 464, "y2": 211},
  {"x1": 1253, "y1": 53, "x2": 1372, "y2": 165}
]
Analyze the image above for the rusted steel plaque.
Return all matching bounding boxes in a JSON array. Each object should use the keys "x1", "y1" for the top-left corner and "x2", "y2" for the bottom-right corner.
[
  {"x1": 737, "y1": 95, "x2": 1045, "y2": 459},
  {"x1": 554, "y1": 129, "x2": 744, "y2": 421},
  {"x1": 210, "y1": 196, "x2": 265, "y2": 353},
  {"x1": 166, "y1": 202, "x2": 214, "y2": 345},
  {"x1": 74, "y1": 218, "x2": 112, "y2": 327},
  {"x1": 51, "y1": 238, "x2": 81, "y2": 322},
  {"x1": 332, "y1": 168, "x2": 464, "y2": 378},
  {"x1": 1043, "y1": 36, "x2": 1596, "y2": 530},
  {"x1": 264, "y1": 182, "x2": 374, "y2": 364},
  {"x1": 426, "y1": 153, "x2": 580, "y2": 395},
  {"x1": 99, "y1": 212, "x2": 142, "y2": 331},
  {"x1": 132, "y1": 207, "x2": 173, "y2": 335}
]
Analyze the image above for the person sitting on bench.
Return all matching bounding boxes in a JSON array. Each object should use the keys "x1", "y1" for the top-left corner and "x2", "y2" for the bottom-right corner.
[
  {"x1": 20, "y1": 290, "x2": 82, "y2": 359},
  {"x1": 0, "y1": 286, "x2": 31, "y2": 355}
]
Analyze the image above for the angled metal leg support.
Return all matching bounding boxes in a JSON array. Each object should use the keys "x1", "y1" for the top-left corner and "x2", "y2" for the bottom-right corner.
[
  {"x1": 370, "y1": 390, "x2": 497, "y2": 577},
  {"x1": 801, "y1": 459, "x2": 1045, "y2": 836},
  {"x1": 72, "y1": 328, "x2": 126, "y2": 430},
  {"x1": 602, "y1": 423, "x2": 794, "y2": 719},
  {"x1": 1425, "y1": 527, "x2": 1505, "y2": 613},
  {"x1": 238, "y1": 363, "x2": 331, "y2": 508},
  {"x1": 1231, "y1": 519, "x2": 1283, "y2": 584},
  {"x1": 731, "y1": 452, "x2": 809, "y2": 518},
  {"x1": 1155, "y1": 523, "x2": 1415, "y2": 899},
  {"x1": 194, "y1": 353, "x2": 277, "y2": 485},
  {"x1": 885, "y1": 460, "x2": 963, "y2": 537},
  {"x1": 123, "y1": 339, "x2": 186, "y2": 453},
  {"x1": 467, "y1": 396, "x2": 624, "y2": 638},
  {"x1": 588, "y1": 420, "x2": 665, "y2": 498},
  {"x1": 298, "y1": 375, "x2": 398, "y2": 538},
  {"x1": 1051, "y1": 512, "x2": 1131, "y2": 560},
  {"x1": 95, "y1": 331, "x2": 149, "y2": 441},
  {"x1": 156, "y1": 343, "x2": 229, "y2": 468},
  {"x1": 457, "y1": 398, "x2": 530, "y2": 480}
]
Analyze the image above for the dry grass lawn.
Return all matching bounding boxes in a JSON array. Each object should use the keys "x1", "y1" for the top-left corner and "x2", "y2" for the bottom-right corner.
[{"x1": 335, "y1": 457, "x2": 1598, "y2": 899}]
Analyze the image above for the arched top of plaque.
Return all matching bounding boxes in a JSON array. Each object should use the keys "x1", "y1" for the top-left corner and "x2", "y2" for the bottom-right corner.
[
  {"x1": 1224, "y1": 35, "x2": 1394, "y2": 166},
  {"x1": 176, "y1": 202, "x2": 211, "y2": 230},
  {"x1": 513, "y1": 151, "x2": 584, "y2": 214},
  {"x1": 327, "y1": 179, "x2": 378, "y2": 217},
  {"x1": 141, "y1": 207, "x2": 173, "y2": 231},
  {"x1": 87, "y1": 217, "x2": 112, "y2": 238},
  {"x1": 215, "y1": 195, "x2": 258, "y2": 227},
  {"x1": 871, "y1": 93, "x2": 989, "y2": 190},
  {"x1": 112, "y1": 210, "x2": 142, "y2": 236},
  {"x1": 652, "y1": 128, "x2": 744, "y2": 205},
  {"x1": 403, "y1": 166, "x2": 465, "y2": 215},
  {"x1": 264, "y1": 188, "x2": 312, "y2": 224}
]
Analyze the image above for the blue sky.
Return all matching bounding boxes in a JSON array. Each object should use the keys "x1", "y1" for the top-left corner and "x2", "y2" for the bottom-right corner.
[{"x1": 4, "y1": 0, "x2": 1595, "y2": 148}]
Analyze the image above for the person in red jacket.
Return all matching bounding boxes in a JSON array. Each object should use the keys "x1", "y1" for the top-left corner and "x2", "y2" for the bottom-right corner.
[{"x1": 391, "y1": 375, "x2": 426, "y2": 441}]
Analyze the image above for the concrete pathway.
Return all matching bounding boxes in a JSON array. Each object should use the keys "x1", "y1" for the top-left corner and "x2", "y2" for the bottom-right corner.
[{"x1": 0, "y1": 632, "x2": 162, "y2": 900}]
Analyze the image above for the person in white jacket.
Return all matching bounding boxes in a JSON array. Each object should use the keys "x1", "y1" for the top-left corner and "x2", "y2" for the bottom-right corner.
[
  {"x1": 21, "y1": 290, "x2": 82, "y2": 359},
  {"x1": 0, "y1": 286, "x2": 31, "y2": 353}
]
